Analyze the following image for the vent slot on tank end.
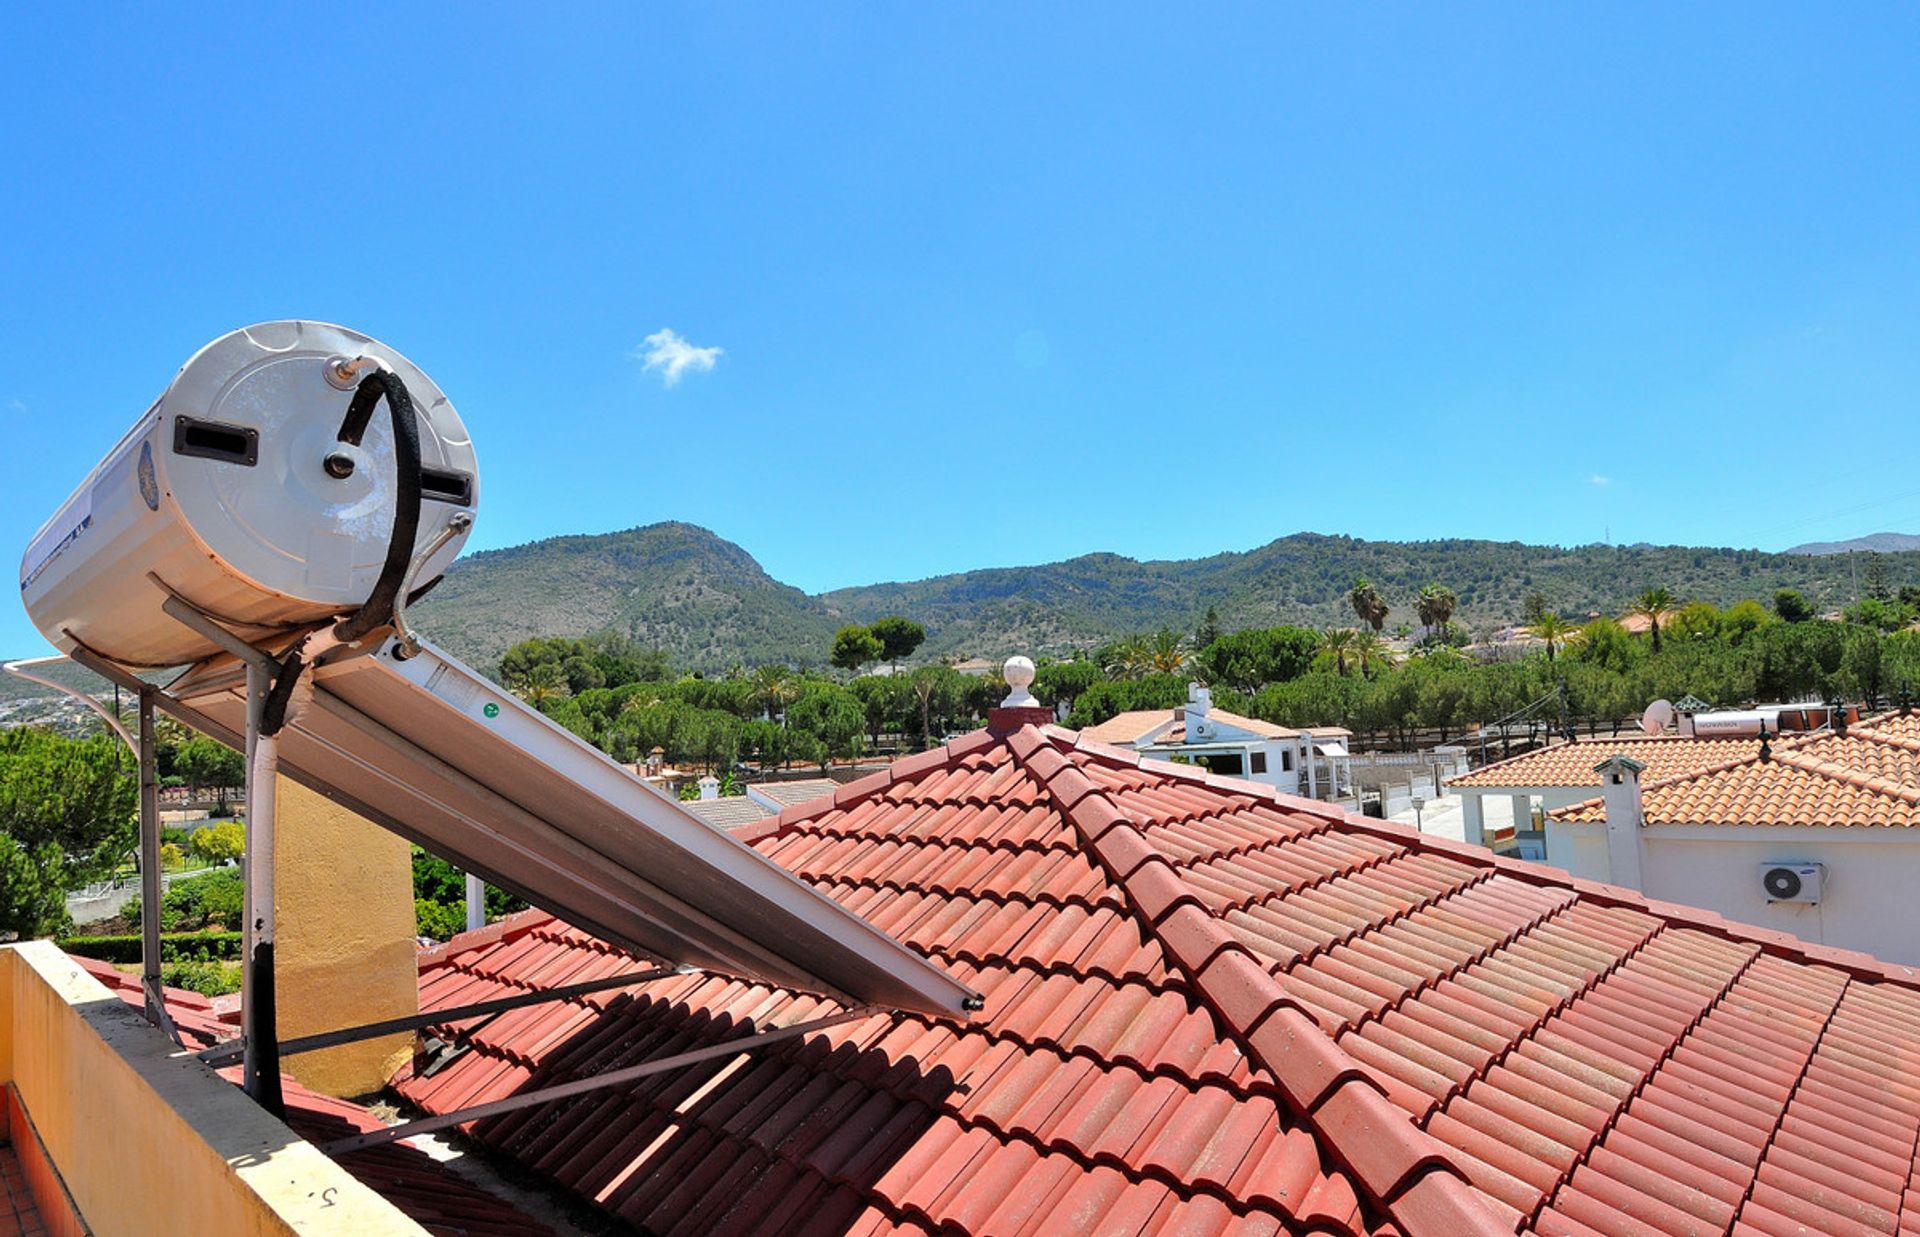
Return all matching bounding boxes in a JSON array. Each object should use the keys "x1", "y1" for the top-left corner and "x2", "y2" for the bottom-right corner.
[
  {"x1": 173, "y1": 416, "x2": 258, "y2": 466},
  {"x1": 421, "y1": 468, "x2": 473, "y2": 505}
]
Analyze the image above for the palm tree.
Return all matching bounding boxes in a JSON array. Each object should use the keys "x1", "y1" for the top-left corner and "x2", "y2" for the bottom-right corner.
[
  {"x1": 1103, "y1": 629, "x2": 1188, "y2": 679},
  {"x1": 1143, "y1": 628, "x2": 1188, "y2": 675},
  {"x1": 1530, "y1": 613, "x2": 1577, "y2": 662},
  {"x1": 1349, "y1": 579, "x2": 1389, "y2": 632},
  {"x1": 1415, "y1": 584, "x2": 1458, "y2": 639},
  {"x1": 751, "y1": 663, "x2": 795, "y2": 725},
  {"x1": 513, "y1": 663, "x2": 570, "y2": 709},
  {"x1": 1627, "y1": 587, "x2": 1676, "y2": 654},
  {"x1": 1317, "y1": 627, "x2": 1360, "y2": 676},
  {"x1": 1352, "y1": 630, "x2": 1392, "y2": 679}
]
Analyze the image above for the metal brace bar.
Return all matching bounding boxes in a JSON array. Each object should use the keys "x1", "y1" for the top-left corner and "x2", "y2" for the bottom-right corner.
[
  {"x1": 321, "y1": 1007, "x2": 874, "y2": 1156},
  {"x1": 158, "y1": 595, "x2": 279, "y2": 672},
  {"x1": 196, "y1": 966, "x2": 684, "y2": 1068},
  {"x1": 143, "y1": 975, "x2": 183, "y2": 1048}
]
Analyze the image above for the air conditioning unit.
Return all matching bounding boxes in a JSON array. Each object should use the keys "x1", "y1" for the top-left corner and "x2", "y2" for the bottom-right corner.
[
  {"x1": 1760, "y1": 862, "x2": 1823, "y2": 905},
  {"x1": 1190, "y1": 719, "x2": 1215, "y2": 739}
]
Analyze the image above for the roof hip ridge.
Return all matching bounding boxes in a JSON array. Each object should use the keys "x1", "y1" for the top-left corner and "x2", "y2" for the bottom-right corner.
[
  {"x1": 1006, "y1": 723, "x2": 1513, "y2": 1235},
  {"x1": 1770, "y1": 747, "x2": 1920, "y2": 804}
]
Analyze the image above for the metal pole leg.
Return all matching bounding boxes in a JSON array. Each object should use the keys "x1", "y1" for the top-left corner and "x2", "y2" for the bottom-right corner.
[
  {"x1": 138, "y1": 690, "x2": 163, "y2": 1025},
  {"x1": 465, "y1": 871, "x2": 486, "y2": 933},
  {"x1": 242, "y1": 662, "x2": 283, "y2": 1116}
]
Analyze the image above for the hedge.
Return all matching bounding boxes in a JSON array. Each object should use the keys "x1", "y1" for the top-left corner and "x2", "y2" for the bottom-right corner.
[{"x1": 60, "y1": 930, "x2": 243, "y2": 964}]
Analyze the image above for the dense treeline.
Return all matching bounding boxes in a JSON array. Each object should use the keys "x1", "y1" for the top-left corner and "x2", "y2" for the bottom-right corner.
[
  {"x1": 500, "y1": 633, "x2": 1010, "y2": 772},
  {"x1": 1060, "y1": 600, "x2": 1920, "y2": 748}
]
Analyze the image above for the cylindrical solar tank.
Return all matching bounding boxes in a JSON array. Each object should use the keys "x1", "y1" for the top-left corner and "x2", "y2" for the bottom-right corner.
[{"x1": 21, "y1": 321, "x2": 478, "y2": 667}]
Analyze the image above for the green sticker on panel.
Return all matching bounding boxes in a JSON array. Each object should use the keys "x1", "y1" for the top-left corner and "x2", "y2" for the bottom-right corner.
[{"x1": 483, "y1": 702, "x2": 500, "y2": 718}]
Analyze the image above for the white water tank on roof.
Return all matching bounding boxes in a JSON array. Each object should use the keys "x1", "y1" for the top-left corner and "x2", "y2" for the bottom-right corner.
[{"x1": 21, "y1": 321, "x2": 478, "y2": 666}]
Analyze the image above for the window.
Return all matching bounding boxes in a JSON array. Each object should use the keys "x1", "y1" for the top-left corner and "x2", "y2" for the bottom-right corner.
[
  {"x1": 1197, "y1": 753, "x2": 1246, "y2": 777},
  {"x1": 1249, "y1": 752, "x2": 1268, "y2": 774},
  {"x1": 1281, "y1": 749, "x2": 1294, "y2": 772}
]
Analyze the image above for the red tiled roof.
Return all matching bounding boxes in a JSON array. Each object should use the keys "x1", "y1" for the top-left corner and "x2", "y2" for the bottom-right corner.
[
  {"x1": 393, "y1": 724, "x2": 1920, "y2": 1236},
  {"x1": 71, "y1": 956, "x2": 558, "y2": 1237},
  {"x1": 1555, "y1": 710, "x2": 1920, "y2": 826},
  {"x1": 1448, "y1": 735, "x2": 1761, "y2": 789}
]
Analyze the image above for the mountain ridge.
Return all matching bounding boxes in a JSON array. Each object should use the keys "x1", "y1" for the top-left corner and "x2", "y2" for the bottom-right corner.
[
  {"x1": 1785, "y1": 532, "x2": 1920, "y2": 556},
  {"x1": 399, "y1": 521, "x2": 1915, "y2": 670}
]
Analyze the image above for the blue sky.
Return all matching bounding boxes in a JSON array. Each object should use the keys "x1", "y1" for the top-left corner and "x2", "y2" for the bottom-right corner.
[{"x1": 3, "y1": 6, "x2": 1919, "y2": 655}]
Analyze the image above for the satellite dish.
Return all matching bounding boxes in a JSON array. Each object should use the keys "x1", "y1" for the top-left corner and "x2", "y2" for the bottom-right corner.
[{"x1": 1641, "y1": 699, "x2": 1675, "y2": 736}]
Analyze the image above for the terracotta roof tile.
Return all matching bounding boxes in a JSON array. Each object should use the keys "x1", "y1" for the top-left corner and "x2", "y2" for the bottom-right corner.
[
  {"x1": 392, "y1": 723, "x2": 1920, "y2": 1236},
  {"x1": 1450, "y1": 734, "x2": 1761, "y2": 789},
  {"x1": 1554, "y1": 710, "x2": 1920, "y2": 826}
]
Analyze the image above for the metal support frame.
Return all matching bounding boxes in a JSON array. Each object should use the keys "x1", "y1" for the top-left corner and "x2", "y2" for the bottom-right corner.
[
  {"x1": 196, "y1": 965, "x2": 682, "y2": 1068},
  {"x1": 137, "y1": 689, "x2": 165, "y2": 1030},
  {"x1": 321, "y1": 1007, "x2": 873, "y2": 1156}
]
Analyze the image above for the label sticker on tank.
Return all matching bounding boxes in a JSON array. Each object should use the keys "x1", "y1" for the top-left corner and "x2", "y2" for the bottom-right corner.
[
  {"x1": 137, "y1": 442, "x2": 159, "y2": 511},
  {"x1": 20, "y1": 492, "x2": 93, "y2": 591},
  {"x1": 424, "y1": 663, "x2": 483, "y2": 714}
]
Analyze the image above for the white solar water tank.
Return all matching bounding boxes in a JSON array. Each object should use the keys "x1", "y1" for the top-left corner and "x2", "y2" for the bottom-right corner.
[{"x1": 21, "y1": 321, "x2": 478, "y2": 667}]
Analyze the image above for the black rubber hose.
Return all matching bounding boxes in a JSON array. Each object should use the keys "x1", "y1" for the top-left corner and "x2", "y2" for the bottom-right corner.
[{"x1": 259, "y1": 369, "x2": 424, "y2": 736}]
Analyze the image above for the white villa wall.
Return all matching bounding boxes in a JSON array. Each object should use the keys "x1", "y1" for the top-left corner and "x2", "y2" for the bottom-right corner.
[{"x1": 1546, "y1": 821, "x2": 1920, "y2": 967}]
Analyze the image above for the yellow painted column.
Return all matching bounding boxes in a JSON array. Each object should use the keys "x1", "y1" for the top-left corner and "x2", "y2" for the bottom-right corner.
[{"x1": 270, "y1": 778, "x2": 419, "y2": 1097}]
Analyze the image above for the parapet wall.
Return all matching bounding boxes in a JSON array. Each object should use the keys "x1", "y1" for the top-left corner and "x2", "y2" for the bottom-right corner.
[{"x1": 0, "y1": 940, "x2": 424, "y2": 1236}]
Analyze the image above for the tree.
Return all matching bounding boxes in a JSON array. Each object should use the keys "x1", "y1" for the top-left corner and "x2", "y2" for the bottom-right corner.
[
  {"x1": 0, "y1": 729, "x2": 137, "y2": 939},
  {"x1": 1316, "y1": 628, "x2": 1361, "y2": 677},
  {"x1": 1351, "y1": 630, "x2": 1393, "y2": 679},
  {"x1": 867, "y1": 616, "x2": 926, "y2": 672},
  {"x1": 1415, "y1": 585, "x2": 1458, "y2": 637},
  {"x1": 1099, "y1": 629, "x2": 1189, "y2": 679},
  {"x1": 1530, "y1": 613, "x2": 1577, "y2": 662},
  {"x1": 188, "y1": 821, "x2": 246, "y2": 866},
  {"x1": 1195, "y1": 626, "x2": 1319, "y2": 694},
  {"x1": 1627, "y1": 587, "x2": 1676, "y2": 654},
  {"x1": 1863, "y1": 552, "x2": 1891, "y2": 601},
  {"x1": 1033, "y1": 659, "x2": 1101, "y2": 713},
  {"x1": 829, "y1": 625, "x2": 884, "y2": 675},
  {"x1": 1523, "y1": 593, "x2": 1551, "y2": 626},
  {"x1": 1349, "y1": 580, "x2": 1389, "y2": 632},
  {"x1": 173, "y1": 737, "x2": 243, "y2": 795},
  {"x1": 750, "y1": 663, "x2": 797, "y2": 724},
  {"x1": 1774, "y1": 588, "x2": 1812, "y2": 623},
  {"x1": 1195, "y1": 607, "x2": 1223, "y2": 648},
  {"x1": 787, "y1": 685, "x2": 866, "y2": 762}
]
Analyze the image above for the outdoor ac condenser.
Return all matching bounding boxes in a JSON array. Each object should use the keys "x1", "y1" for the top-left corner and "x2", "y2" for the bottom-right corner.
[
  {"x1": 1760, "y1": 862, "x2": 1823, "y2": 905},
  {"x1": 20, "y1": 321, "x2": 478, "y2": 666}
]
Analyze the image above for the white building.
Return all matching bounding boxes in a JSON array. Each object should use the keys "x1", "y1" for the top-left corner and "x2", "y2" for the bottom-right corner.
[
  {"x1": 1545, "y1": 711, "x2": 1920, "y2": 967},
  {"x1": 1443, "y1": 733, "x2": 1765, "y2": 858},
  {"x1": 1080, "y1": 684, "x2": 1352, "y2": 798}
]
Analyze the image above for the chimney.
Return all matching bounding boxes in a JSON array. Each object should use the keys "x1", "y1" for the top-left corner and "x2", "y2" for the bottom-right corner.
[
  {"x1": 1187, "y1": 682, "x2": 1211, "y2": 717},
  {"x1": 1593, "y1": 755, "x2": 1647, "y2": 890},
  {"x1": 698, "y1": 774, "x2": 720, "y2": 801},
  {"x1": 272, "y1": 777, "x2": 419, "y2": 1096}
]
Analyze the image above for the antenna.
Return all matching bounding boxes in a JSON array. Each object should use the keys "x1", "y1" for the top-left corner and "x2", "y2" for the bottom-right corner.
[{"x1": 1640, "y1": 699, "x2": 1675, "y2": 736}]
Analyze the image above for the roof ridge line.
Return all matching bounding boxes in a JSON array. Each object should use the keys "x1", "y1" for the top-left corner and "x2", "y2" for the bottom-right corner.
[
  {"x1": 1770, "y1": 747, "x2": 1920, "y2": 804},
  {"x1": 1003, "y1": 724, "x2": 1514, "y2": 1236}
]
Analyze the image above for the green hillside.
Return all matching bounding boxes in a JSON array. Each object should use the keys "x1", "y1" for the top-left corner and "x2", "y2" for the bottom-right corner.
[
  {"x1": 414, "y1": 522, "x2": 839, "y2": 670},
  {"x1": 12, "y1": 523, "x2": 1909, "y2": 693},
  {"x1": 409, "y1": 522, "x2": 1915, "y2": 670}
]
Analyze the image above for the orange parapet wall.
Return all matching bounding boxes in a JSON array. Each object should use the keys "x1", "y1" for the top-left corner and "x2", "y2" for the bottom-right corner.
[{"x1": 0, "y1": 940, "x2": 425, "y2": 1235}]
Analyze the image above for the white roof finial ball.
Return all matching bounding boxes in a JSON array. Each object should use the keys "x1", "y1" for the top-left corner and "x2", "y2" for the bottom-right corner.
[{"x1": 1001, "y1": 655, "x2": 1039, "y2": 708}]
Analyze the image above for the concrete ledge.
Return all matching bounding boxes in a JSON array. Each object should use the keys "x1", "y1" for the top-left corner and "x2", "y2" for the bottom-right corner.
[{"x1": 0, "y1": 940, "x2": 425, "y2": 1236}]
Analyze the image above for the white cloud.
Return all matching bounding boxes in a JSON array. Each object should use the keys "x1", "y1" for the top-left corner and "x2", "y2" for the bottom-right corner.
[
  {"x1": 1588, "y1": 474, "x2": 1610, "y2": 487},
  {"x1": 6, "y1": 398, "x2": 23, "y2": 414},
  {"x1": 629, "y1": 328, "x2": 722, "y2": 386}
]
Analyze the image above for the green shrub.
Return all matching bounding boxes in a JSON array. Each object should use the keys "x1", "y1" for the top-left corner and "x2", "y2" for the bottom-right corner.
[
  {"x1": 414, "y1": 898, "x2": 466, "y2": 942},
  {"x1": 126, "y1": 868, "x2": 244, "y2": 932},
  {"x1": 160, "y1": 960, "x2": 241, "y2": 996},
  {"x1": 60, "y1": 930, "x2": 243, "y2": 964}
]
